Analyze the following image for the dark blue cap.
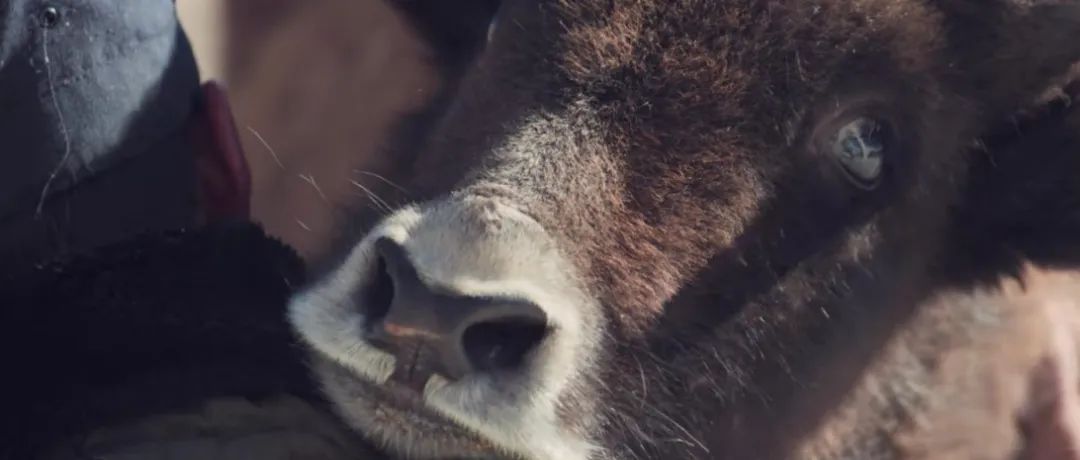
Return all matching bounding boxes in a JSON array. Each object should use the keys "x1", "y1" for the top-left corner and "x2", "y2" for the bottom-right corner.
[{"x1": 0, "y1": 0, "x2": 202, "y2": 261}]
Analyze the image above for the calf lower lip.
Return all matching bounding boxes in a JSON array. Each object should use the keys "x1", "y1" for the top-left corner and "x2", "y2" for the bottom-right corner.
[
  {"x1": 367, "y1": 380, "x2": 455, "y2": 432},
  {"x1": 359, "y1": 371, "x2": 456, "y2": 431},
  {"x1": 387, "y1": 361, "x2": 440, "y2": 394},
  {"x1": 355, "y1": 375, "x2": 497, "y2": 454},
  {"x1": 377, "y1": 378, "x2": 427, "y2": 409}
]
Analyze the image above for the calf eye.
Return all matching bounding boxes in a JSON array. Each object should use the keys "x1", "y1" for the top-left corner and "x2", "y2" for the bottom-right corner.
[{"x1": 829, "y1": 117, "x2": 888, "y2": 189}]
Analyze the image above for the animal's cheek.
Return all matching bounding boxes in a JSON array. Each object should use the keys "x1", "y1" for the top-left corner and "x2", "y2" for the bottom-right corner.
[{"x1": 575, "y1": 223, "x2": 740, "y2": 335}]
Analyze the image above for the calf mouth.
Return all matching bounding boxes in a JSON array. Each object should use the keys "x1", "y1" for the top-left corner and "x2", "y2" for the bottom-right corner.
[
  {"x1": 341, "y1": 366, "x2": 499, "y2": 457},
  {"x1": 310, "y1": 315, "x2": 508, "y2": 458}
]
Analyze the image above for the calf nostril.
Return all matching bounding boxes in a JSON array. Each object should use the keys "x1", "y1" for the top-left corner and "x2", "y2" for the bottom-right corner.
[
  {"x1": 360, "y1": 256, "x2": 394, "y2": 323},
  {"x1": 463, "y1": 316, "x2": 548, "y2": 373},
  {"x1": 361, "y1": 238, "x2": 549, "y2": 378}
]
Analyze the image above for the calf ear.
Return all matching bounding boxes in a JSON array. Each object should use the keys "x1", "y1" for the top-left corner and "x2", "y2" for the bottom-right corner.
[
  {"x1": 386, "y1": 0, "x2": 501, "y2": 71},
  {"x1": 939, "y1": 1, "x2": 1080, "y2": 116}
]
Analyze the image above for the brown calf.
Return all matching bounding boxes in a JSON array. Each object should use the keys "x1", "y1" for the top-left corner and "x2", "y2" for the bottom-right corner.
[{"x1": 289, "y1": 1, "x2": 1080, "y2": 459}]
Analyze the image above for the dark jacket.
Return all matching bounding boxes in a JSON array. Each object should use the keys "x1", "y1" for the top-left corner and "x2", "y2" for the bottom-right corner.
[{"x1": 0, "y1": 222, "x2": 384, "y2": 460}]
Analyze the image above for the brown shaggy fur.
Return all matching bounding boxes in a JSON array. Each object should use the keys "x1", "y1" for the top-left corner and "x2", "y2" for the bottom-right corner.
[{"x1": 312, "y1": 1, "x2": 1080, "y2": 458}]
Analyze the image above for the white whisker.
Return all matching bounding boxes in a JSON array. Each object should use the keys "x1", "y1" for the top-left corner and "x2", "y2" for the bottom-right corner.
[
  {"x1": 246, "y1": 126, "x2": 285, "y2": 170},
  {"x1": 353, "y1": 169, "x2": 409, "y2": 195},
  {"x1": 299, "y1": 173, "x2": 329, "y2": 203},
  {"x1": 350, "y1": 179, "x2": 394, "y2": 214}
]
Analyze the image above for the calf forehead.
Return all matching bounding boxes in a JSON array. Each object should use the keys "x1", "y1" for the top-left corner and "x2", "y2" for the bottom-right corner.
[
  {"x1": 554, "y1": 0, "x2": 943, "y2": 85},
  {"x1": 541, "y1": 0, "x2": 950, "y2": 190},
  {"x1": 448, "y1": 0, "x2": 952, "y2": 225},
  {"x1": 444, "y1": 0, "x2": 951, "y2": 190}
]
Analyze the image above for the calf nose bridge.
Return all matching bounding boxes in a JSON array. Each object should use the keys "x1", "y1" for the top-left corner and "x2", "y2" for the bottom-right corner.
[{"x1": 362, "y1": 237, "x2": 549, "y2": 383}]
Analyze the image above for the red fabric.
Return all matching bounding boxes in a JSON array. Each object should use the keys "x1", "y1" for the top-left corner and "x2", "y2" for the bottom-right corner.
[{"x1": 191, "y1": 81, "x2": 252, "y2": 222}]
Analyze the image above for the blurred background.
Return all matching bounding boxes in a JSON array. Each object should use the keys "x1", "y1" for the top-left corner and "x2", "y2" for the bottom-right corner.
[{"x1": 176, "y1": 1, "x2": 438, "y2": 262}]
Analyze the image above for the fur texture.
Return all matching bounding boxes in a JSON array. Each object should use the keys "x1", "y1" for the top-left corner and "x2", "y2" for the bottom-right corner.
[{"x1": 291, "y1": 1, "x2": 1080, "y2": 459}]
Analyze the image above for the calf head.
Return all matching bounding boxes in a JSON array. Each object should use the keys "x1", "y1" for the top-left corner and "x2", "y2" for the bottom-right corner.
[{"x1": 289, "y1": 1, "x2": 1080, "y2": 459}]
